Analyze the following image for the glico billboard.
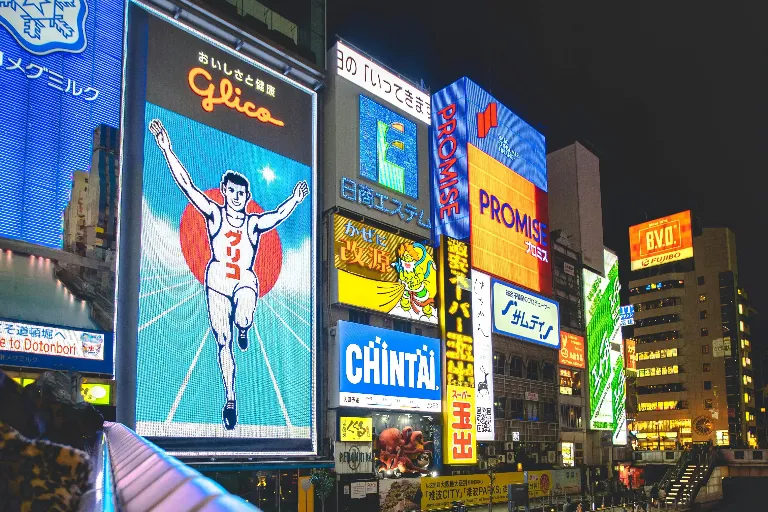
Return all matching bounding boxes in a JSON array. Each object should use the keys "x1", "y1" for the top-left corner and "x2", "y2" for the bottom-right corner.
[
  {"x1": 431, "y1": 78, "x2": 550, "y2": 294},
  {"x1": 0, "y1": 0, "x2": 123, "y2": 247},
  {"x1": 583, "y1": 249, "x2": 626, "y2": 446},
  {"x1": 629, "y1": 210, "x2": 693, "y2": 271},
  {"x1": 120, "y1": 5, "x2": 317, "y2": 455}
]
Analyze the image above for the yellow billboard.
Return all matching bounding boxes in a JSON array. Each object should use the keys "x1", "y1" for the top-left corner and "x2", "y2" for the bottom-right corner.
[
  {"x1": 339, "y1": 416, "x2": 373, "y2": 442},
  {"x1": 421, "y1": 472, "x2": 524, "y2": 510},
  {"x1": 334, "y1": 214, "x2": 438, "y2": 324}
]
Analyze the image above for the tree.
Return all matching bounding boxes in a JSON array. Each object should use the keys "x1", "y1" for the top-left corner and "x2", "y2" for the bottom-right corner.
[
  {"x1": 487, "y1": 459, "x2": 502, "y2": 512},
  {"x1": 310, "y1": 468, "x2": 334, "y2": 512}
]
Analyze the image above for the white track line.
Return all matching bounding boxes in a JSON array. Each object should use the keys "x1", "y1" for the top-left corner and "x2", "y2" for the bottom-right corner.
[
  {"x1": 138, "y1": 290, "x2": 202, "y2": 332},
  {"x1": 140, "y1": 279, "x2": 198, "y2": 299},
  {"x1": 255, "y1": 326, "x2": 293, "y2": 428},
  {"x1": 166, "y1": 329, "x2": 210, "y2": 423},
  {"x1": 140, "y1": 270, "x2": 191, "y2": 281},
  {"x1": 263, "y1": 299, "x2": 309, "y2": 351},
  {"x1": 278, "y1": 293, "x2": 311, "y2": 313},
  {"x1": 270, "y1": 296, "x2": 310, "y2": 326}
]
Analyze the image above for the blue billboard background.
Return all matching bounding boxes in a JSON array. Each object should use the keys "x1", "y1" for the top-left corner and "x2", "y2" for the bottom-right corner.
[
  {"x1": 430, "y1": 77, "x2": 546, "y2": 241},
  {"x1": 338, "y1": 320, "x2": 441, "y2": 409},
  {"x1": 0, "y1": 0, "x2": 123, "y2": 247}
]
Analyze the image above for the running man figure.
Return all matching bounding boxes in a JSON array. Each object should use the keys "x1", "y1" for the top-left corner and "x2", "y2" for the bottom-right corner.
[{"x1": 149, "y1": 119, "x2": 309, "y2": 430}]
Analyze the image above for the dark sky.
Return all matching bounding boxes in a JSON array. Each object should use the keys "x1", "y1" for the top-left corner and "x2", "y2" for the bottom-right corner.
[{"x1": 328, "y1": 1, "x2": 768, "y2": 320}]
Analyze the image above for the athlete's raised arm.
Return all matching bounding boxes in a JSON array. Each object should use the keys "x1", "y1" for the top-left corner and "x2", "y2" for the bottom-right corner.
[
  {"x1": 254, "y1": 181, "x2": 309, "y2": 232},
  {"x1": 149, "y1": 119, "x2": 216, "y2": 219}
]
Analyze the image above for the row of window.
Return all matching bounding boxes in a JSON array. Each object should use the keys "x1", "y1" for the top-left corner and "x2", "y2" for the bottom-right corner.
[
  {"x1": 637, "y1": 400, "x2": 687, "y2": 411},
  {"x1": 629, "y1": 280, "x2": 685, "y2": 296},
  {"x1": 637, "y1": 365, "x2": 679, "y2": 378},
  {"x1": 637, "y1": 383, "x2": 685, "y2": 395},
  {"x1": 634, "y1": 297, "x2": 682, "y2": 312},
  {"x1": 637, "y1": 348, "x2": 678, "y2": 361},
  {"x1": 494, "y1": 398, "x2": 557, "y2": 422},
  {"x1": 493, "y1": 353, "x2": 556, "y2": 382},
  {"x1": 631, "y1": 419, "x2": 691, "y2": 433},
  {"x1": 635, "y1": 313, "x2": 680, "y2": 328},
  {"x1": 635, "y1": 330, "x2": 680, "y2": 345},
  {"x1": 560, "y1": 405, "x2": 584, "y2": 429}
]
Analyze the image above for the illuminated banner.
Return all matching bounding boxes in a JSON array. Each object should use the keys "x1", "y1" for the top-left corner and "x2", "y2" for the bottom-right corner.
[
  {"x1": 0, "y1": 0, "x2": 122, "y2": 247},
  {"x1": 421, "y1": 472, "x2": 524, "y2": 510},
  {"x1": 0, "y1": 319, "x2": 112, "y2": 374},
  {"x1": 327, "y1": 42, "x2": 431, "y2": 236},
  {"x1": 492, "y1": 280, "x2": 560, "y2": 349},
  {"x1": 629, "y1": 210, "x2": 694, "y2": 271},
  {"x1": 625, "y1": 338, "x2": 637, "y2": 372},
  {"x1": 82, "y1": 382, "x2": 112, "y2": 405},
  {"x1": 438, "y1": 237, "x2": 476, "y2": 464},
  {"x1": 431, "y1": 78, "x2": 547, "y2": 239},
  {"x1": 620, "y1": 305, "x2": 635, "y2": 326},
  {"x1": 339, "y1": 416, "x2": 373, "y2": 442},
  {"x1": 333, "y1": 214, "x2": 438, "y2": 324},
  {"x1": 583, "y1": 249, "x2": 626, "y2": 445},
  {"x1": 334, "y1": 41, "x2": 431, "y2": 125},
  {"x1": 338, "y1": 321, "x2": 441, "y2": 412},
  {"x1": 129, "y1": 9, "x2": 316, "y2": 453},
  {"x1": 472, "y1": 270, "x2": 494, "y2": 441},
  {"x1": 559, "y1": 332, "x2": 585, "y2": 369}
]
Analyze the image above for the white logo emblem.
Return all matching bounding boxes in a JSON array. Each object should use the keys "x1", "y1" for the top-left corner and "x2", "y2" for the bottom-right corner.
[{"x1": 0, "y1": 0, "x2": 88, "y2": 55}]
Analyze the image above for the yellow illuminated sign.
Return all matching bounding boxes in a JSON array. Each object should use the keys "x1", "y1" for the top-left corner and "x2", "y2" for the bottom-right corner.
[
  {"x1": 82, "y1": 383, "x2": 111, "y2": 405},
  {"x1": 339, "y1": 416, "x2": 372, "y2": 442},
  {"x1": 439, "y1": 236, "x2": 476, "y2": 464},
  {"x1": 334, "y1": 214, "x2": 438, "y2": 324}
]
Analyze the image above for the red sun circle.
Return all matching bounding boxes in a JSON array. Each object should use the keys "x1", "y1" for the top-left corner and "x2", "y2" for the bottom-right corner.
[{"x1": 178, "y1": 188, "x2": 283, "y2": 297}]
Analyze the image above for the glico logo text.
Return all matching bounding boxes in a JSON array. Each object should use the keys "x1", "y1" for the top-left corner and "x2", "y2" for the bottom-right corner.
[
  {"x1": 478, "y1": 189, "x2": 548, "y2": 246},
  {"x1": 435, "y1": 103, "x2": 461, "y2": 221},
  {"x1": 188, "y1": 67, "x2": 284, "y2": 127}
]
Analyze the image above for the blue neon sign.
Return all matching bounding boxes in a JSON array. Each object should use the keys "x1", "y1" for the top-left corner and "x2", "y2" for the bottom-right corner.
[{"x1": 0, "y1": 0, "x2": 123, "y2": 248}]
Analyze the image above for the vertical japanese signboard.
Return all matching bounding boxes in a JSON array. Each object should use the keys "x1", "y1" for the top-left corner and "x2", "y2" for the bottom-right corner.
[
  {"x1": 583, "y1": 249, "x2": 626, "y2": 445},
  {"x1": 439, "y1": 236, "x2": 476, "y2": 464},
  {"x1": 333, "y1": 214, "x2": 438, "y2": 324},
  {"x1": 123, "y1": 6, "x2": 316, "y2": 454},
  {"x1": 472, "y1": 270, "x2": 494, "y2": 441}
]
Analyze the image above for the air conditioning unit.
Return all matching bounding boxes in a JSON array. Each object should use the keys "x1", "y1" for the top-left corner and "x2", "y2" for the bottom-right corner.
[
  {"x1": 497, "y1": 455, "x2": 506, "y2": 466},
  {"x1": 479, "y1": 460, "x2": 488, "y2": 470},
  {"x1": 506, "y1": 452, "x2": 515, "y2": 463},
  {"x1": 530, "y1": 453, "x2": 539, "y2": 463},
  {"x1": 487, "y1": 446, "x2": 496, "y2": 456},
  {"x1": 504, "y1": 442, "x2": 514, "y2": 451}
]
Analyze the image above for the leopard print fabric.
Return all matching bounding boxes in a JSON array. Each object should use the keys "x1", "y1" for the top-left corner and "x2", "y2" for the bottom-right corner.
[{"x1": 0, "y1": 421, "x2": 90, "y2": 512}]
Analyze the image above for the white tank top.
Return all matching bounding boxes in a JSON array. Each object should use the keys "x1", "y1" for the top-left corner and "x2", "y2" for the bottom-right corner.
[{"x1": 209, "y1": 207, "x2": 257, "y2": 283}]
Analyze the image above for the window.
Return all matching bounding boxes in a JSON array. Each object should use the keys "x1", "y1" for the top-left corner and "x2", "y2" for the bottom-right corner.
[
  {"x1": 572, "y1": 371, "x2": 582, "y2": 396},
  {"x1": 494, "y1": 398, "x2": 506, "y2": 419},
  {"x1": 493, "y1": 352, "x2": 506, "y2": 375},
  {"x1": 393, "y1": 319, "x2": 412, "y2": 333},
  {"x1": 701, "y1": 328, "x2": 709, "y2": 337},
  {"x1": 699, "y1": 294, "x2": 707, "y2": 303},
  {"x1": 702, "y1": 345, "x2": 710, "y2": 354},
  {"x1": 700, "y1": 310, "x2": 707, "y2": 320},
  {"x1": 510, "y1": 356, "x2": 523, "y2": 378},
  {"x1": 635, "y1": 297, "x2": 682, "y2": 312},
  {"x1": 704, "y1": 399, "x2": 713, "y2": 409},
  {"x1": 526, "y1": 359, "x2": 539, "y2": 381},
  {"x1": 525, "y1": 401, "x2": 539, "y2": 421},
  {"x1": 560, "y1": 405, "x2": 583, "y2": 429},
  {"x1": 635, "y1": 330, "x2": 681, "y2": 345},
  {"x1": 635, "y1": 314, "x2": 681, "y2": 328},
  {"x1": 704, "y1": 381, "x2": 712, "y2": 390},
  {"x1": 703, "y1": 363, "x2": 711, "y2": 372},
  {"x1": 637, "y1": 348, "x2": 678, "y2": 361},
  {"x1": 508, "y1": 398, "x2": 524, "y2": 420},
  {"x1": 542, "y1": 363, "x2": 555, "y2": 383},
  {"x1": 698, "y1": 276, "x2": 705, "y2": 285},
  {"x1": 542, "y1": 402, "x2": 557, "y2": 422},
  {"x1": 637, "y1": 365, "x2": 680, "y2": 378},
  {"x1": 349, "y1": 310, "x2": 370, "y2": 325},
  {"x1": 629, "y1": 280, "x2": 684, "y2": 296}
]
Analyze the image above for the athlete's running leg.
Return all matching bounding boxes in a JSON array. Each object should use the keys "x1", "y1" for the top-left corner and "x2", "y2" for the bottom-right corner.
[
  {"x1": 207, "y1": 288, "x2": 238, "y2": 430},
  {"x1": 234, "y1": 283, "x2": 258, "y2": 351}
]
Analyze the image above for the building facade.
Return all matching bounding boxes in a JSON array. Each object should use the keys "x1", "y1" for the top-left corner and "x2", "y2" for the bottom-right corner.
[{"x1": 628, "y1": 228, "x2": 756, "y2": 449}]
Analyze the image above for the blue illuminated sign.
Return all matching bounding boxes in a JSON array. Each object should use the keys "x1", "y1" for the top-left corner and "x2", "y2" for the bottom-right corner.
[
  {"x1": 338, "y1": 320, "x2": 441, "y2": 412},
  {"x1": 431, "y1": 77, "x2": 546, "y2": 241},
  {"x1": 620, "y1": 305, "x2": 635, "y2": 326},
  {"x1": 0, "y1": 0, "x2": 123, "y2": 247},
  {"x1": 359, "y1": 94, "x2": 418, "y2": 199}
]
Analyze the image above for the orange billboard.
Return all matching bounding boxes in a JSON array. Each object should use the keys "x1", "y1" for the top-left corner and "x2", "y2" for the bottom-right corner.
[
  {"x1": 629, "y1": 211, "x2": 693, "y2": 271},
  {"x1": 625, "y1": 338, "x2": 637, "y2": 372},
  {"x1": 559, "y1": 332, "x2": 585, "y2": 369},
  {"x1": 468, "y1": 144, "x2": 551, "y2": 294}
]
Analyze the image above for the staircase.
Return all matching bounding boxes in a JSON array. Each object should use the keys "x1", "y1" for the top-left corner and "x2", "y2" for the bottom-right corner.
[{"x1": 664, "y1": 446, "x2": 717, "y2": 508}]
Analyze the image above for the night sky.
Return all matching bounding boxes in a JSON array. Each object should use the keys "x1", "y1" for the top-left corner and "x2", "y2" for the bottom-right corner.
[{"x1": 328, "y1": 0, "x2": 768, "y2": 325}]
